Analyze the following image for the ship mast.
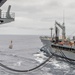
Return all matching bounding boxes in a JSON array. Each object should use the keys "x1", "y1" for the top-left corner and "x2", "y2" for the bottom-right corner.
[
  {"x1": 62, "y1": 10, "x2": 66, "y2": 40},
  {"x1": 50, "y1": 27, "x2": 53, "y2": 38}
]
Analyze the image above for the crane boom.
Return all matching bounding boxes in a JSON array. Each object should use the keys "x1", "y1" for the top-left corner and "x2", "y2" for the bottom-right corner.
[
  {"x1": 55, "y1": 21, "x2": 63, "y2": 29},
  {"x1": 55, "y1": 21, "x2": 66, "y2": 41}
]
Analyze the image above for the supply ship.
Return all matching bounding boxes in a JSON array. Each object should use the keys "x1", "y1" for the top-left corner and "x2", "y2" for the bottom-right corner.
[{"x1": 40, "y1": 20, "x2": 75, "y2": 62}]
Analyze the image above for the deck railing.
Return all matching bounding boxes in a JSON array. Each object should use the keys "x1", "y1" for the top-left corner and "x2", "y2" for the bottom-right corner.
[{"x1": 0, "y1": 12, "x2": 15, "y2": 19}]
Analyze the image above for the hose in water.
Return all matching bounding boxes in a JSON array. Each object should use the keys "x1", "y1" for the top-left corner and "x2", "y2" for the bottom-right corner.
[{"x1": 0, "y1": 55, "x2": 52, "y2": 73}]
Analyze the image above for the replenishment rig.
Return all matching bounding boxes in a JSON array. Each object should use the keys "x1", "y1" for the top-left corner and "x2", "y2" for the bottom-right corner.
[{"x1": 40, "y1": 19, "x2": 75, "y2": 62}]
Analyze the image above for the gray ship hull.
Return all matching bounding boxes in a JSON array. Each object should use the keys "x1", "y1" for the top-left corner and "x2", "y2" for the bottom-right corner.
[{"x1": 40, "y1": 37, "x2": 75, "y2": 62}]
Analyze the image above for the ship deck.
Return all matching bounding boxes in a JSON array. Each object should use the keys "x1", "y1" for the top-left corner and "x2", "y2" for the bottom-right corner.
[{"x1": 51, "y1": 44, "x2": 75, "y2": 53}]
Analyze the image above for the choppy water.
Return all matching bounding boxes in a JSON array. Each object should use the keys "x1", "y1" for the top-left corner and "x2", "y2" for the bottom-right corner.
[{"x1": 0, "y1": 35, "x2": 75, "y2": 75}]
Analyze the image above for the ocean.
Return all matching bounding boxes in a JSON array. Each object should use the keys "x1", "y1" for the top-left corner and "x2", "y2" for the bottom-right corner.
[{"x1": 0, "y1": 35, "x2": 75, "y2": 75}]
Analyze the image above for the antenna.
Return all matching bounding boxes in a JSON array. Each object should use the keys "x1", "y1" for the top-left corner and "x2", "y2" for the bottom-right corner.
[
  {"x1": 62, "y1": 10, "x2": 66, "y2": 40},
  {"x1": 63, "y1": 10, "x2": 65, "y2": 26}
]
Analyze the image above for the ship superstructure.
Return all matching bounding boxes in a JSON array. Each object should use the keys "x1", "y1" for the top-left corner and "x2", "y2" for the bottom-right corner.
[
  {"x1": 0, "y1": 0, "x2": 15, "y2": 24},
  {"x1": 40, "y1": 19, "x2": 75, "y2": 63}
]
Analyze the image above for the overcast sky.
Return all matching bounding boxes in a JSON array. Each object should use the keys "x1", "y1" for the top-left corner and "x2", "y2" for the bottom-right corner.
[{"x1": 0, "y1": 0, "x2": 75, "y2": 36}]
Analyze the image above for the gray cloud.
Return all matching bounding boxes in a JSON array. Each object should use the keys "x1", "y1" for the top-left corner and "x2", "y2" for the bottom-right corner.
[
  {"x1": 67, "y1": 2, "x2": 75, "y2": 8},
  {"x1": 0, "y1": 0, "x2": 75, "y2": 35}
]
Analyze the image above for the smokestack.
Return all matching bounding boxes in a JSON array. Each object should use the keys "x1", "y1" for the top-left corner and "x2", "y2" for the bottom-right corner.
[{"x1": 6, "y1": 5, "x2": 11, "y2": 18}]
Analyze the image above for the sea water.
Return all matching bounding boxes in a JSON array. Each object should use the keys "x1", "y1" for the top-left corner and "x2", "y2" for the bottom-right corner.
[{"x1": 0, "y1": 35, "x2": 75, "y2": 75}]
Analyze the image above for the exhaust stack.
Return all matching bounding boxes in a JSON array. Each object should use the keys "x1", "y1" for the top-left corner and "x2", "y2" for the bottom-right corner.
[{"x1": 6, "y1": 5, "x2": 11, "y2": 18}]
